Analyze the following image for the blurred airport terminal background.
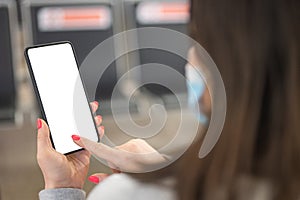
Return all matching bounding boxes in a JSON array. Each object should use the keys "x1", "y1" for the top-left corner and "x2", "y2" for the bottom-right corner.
[{"x1": 0, "y1": 0, "x2": 202, "y2": 199}]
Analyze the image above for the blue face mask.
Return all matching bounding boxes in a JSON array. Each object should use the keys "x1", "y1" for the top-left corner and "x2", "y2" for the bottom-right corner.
[{"x1": 185, "y1": 63, "x2": 208, "y2": 124}]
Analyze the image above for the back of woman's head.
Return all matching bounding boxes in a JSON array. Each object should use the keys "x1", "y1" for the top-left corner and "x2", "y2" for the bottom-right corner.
[{"x1": 177, "y1": 0, "x2": 300, "y2": 199}]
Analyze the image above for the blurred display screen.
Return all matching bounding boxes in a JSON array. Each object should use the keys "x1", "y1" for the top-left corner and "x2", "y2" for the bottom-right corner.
[
  {"x1": 37, "y1": 6, "x2": 112, "y2": 31},
  {"x1": 136, "y1": 1, "x2": 189, "y2": 25},
  {"x1": 0, "y1": 5, "x2": 16, "y2": 118},
  {"x1": 30, "y1": 3, "x2": 116, "y2": 101},
  {"x1": 133, "y1": 1, "x2": 190, "y2": 96}
]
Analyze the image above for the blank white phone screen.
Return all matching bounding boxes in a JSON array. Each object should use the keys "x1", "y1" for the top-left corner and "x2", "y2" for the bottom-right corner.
[{"x1": 27, "y1": 43, "x2": 98, "y2": 154}]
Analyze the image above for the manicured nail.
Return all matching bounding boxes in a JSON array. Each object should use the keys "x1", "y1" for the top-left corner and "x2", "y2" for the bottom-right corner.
[
  {"x1": 100, "y1": 126, "x2": 105, "y2": 132},
  {"x1": 88, "y1": 175, "x2": 100, "y2": 184},
  {"x1": 37, "y1": 118, "x2": 42, "y2": 129},
  {"x1": 94, "y1": 101, "x2": 99, "y2": 107},
  {"x1": 97, "y1": 115, "x2": 102, "y2": 121},
  {"x1": 71, "y1": 135, "x2": 80, "y2": 141}
]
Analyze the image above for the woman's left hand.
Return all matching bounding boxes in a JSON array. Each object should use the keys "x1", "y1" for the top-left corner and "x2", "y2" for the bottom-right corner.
[{"x1": 36, "y1": 102, "x2": 102, "y2": 189}]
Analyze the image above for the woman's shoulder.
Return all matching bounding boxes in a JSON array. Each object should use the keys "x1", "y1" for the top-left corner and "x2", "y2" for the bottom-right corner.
[{"x1": 87, "y1": 173, "x2": 176, "y2": 200}]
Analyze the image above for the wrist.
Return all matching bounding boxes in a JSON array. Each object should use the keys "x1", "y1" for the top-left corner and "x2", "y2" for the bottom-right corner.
[{"x1": 44, "y1": 179, "x2": 84, "y2": 190}]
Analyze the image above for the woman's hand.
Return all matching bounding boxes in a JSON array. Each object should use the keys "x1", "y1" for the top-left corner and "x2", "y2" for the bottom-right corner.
[
  {"x1": 36, "y1": 102, "x2": 103, "y2": 189},
  {"x1": 72, "y1": 134, "x2": 168, "y2": 183}
]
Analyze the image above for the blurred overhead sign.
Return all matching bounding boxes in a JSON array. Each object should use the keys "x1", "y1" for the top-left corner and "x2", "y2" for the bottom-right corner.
[
  {"x1": 136, "y1": 2, "x2": 190, "y2": 25},
  {"x1": 38, "y1": 6, "x2": 112, "y2": 31}
]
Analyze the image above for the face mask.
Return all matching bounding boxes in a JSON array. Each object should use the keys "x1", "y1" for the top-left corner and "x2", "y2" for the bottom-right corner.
[{"x1": 185, "y1": 63, "x2": 208, "y2": 124}]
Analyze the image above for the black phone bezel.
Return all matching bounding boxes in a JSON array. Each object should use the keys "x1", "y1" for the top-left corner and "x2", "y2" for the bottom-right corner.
[{"x1": 24, "y1": 41, "x2": 100, "y2": 155}]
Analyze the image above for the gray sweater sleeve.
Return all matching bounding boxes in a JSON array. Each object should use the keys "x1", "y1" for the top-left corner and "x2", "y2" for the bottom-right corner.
[
  {"x1": 39, "y1": 188, "x2": 86, "y2": 200},
  {"x1": 39, "y1": 174, "x2": 175, "y2": 200}
]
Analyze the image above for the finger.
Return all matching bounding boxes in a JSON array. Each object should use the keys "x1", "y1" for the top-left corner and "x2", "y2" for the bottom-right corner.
[
  {"x1": 97, "y1": 126, "x2": 104, "y2": 139},
  {"x1": 71, "y1": 135, "x2": 121, "y2": 164},
  {"x1": 88, "y1": 173, "x2": 110, "y2": 184},
  {"x1": 94, "y1": 115, "x2": 102, "y2": 126},
  {"x1": 37, "y1": 119, "x2": 55, "y2": 156},
  {"x1": 90, "y1": 101, "x2": 99, "y2": 114}
]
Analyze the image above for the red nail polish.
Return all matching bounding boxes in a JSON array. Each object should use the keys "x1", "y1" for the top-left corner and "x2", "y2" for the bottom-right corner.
[
  {"x1": 97, "y1": 115, "x2": 102, "y2": 121},
  {"x1": 37, "y1": 119, "x2": 42, "y2": 129},
  {"x1": 88, "y1": 175, "x2": 100, "y2": 184},
  {"x1": 100, "y1": 126, "x2": 105, "y2": 132},
  {"x1": 71, "y1": 135, "x2": 80, "y2": 141}
]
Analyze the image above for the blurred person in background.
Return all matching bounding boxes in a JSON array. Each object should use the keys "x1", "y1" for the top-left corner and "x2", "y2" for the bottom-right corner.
[
  {"x1": 177, "y1": 0, "x2": 300, "y2": 199},
  {"x1": 36, "y1": 0, "x2": 300, "y2": 199}
]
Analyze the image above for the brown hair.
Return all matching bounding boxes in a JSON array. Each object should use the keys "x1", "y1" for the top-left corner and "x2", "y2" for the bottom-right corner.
[{"x1": 176, "y1": 0, "x2": 300, "y2": 199}]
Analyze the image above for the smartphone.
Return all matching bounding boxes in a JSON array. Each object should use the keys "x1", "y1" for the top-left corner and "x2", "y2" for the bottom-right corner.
[{"x1": 24, "y1": 41, "x2": 99, "y2": 155}]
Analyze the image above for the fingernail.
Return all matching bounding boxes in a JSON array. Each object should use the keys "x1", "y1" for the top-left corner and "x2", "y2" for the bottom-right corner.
[
  {"x1": 88, "y1": 175, "x2": 100, "y2": 184},
  {"x1": 37, "y1": 118, "x2": 42, "y2": 129},
  {"x1": 97, "y1": 115, "x2": 102, "y2": 121},
  {"x1": 100, "y1": 126, "x2": 105, "y2": 132},
  {"x1": 94, "y1": 101, "x2": 99, "y2": 107},
  {"x1": 71, "y1": 135, "x2": 80, "y2": 141}
]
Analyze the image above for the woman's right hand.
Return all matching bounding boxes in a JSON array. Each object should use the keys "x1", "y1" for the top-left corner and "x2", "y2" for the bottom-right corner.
[{"x1": 71, "y1": 132, "x2": 168, "y2": 183}]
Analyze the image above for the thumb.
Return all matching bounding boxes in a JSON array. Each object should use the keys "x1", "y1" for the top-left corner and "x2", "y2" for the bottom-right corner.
[
  {"x1": 37, "y1": 119, "x2": 54, "y2": 155},
  {"x1": 88, "y1": 173, "x2": 110, "y2": 184}
]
